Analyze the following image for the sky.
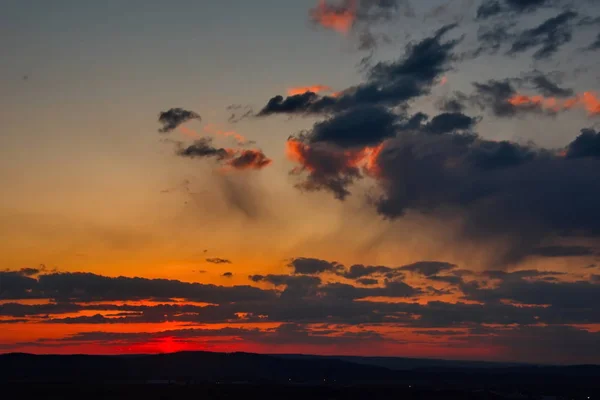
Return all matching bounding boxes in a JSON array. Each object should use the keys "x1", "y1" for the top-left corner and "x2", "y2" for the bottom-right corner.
[{"x1": 1, "y1": 0, "x2": 600, "y2": 364}]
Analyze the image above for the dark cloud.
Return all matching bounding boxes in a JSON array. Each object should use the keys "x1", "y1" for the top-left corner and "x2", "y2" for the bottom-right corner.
[
  {"x1": 300, "y1": 105, "x2": 400, "y2": 148},
  {"x1": 565, "y1": 129, "x2": 600, "y2": 159},
  {"x1": 4, "y1": 265, "x2": 600, "y2": 364},
  {"x1": 288, "y1": 258, "x2": 344, "y2": 275},
  {"x1": 356, "y1": 278, "x2": 379, "y2": 285},
  {"x1": 471, "y1": 79, "x2": 546, "y2": 117},
  {"x1": 222, "y1": 272, "x2": 233, "y2": 278},
  {"x1": 0, "y1": 302, "x2": 82, "y2": 317},
  {"x1": 18, "y1": 267, "x2": 41, "y2": 276},
  {"x1": 436, "y1": 92, "x2": 469, "y2": 113},
  {"x1": 176, "y1": 137, "x2": 232, "y2": 160},
  {"x1": 462, "y1": 271, "x2": 600, "y2": 311},
  {"x1": 476, "y1": 0, "x2": 504, "y2": 19},
  {"x1": 157, "y1": 108, "x2": 201, "y2": 133},
  {"x1": 337, "y1": 264, "x2": 398, "y2": 279},
  {"x1": 249, "y1": 271, "x2": 420, "y2": 301},
  {"x1": 321, "y1": 280, "x2": 420, "y2": 300},
  {"x1": 466, "y1": 140, "x2": 541, "y2": 170},
  {"x1": 474, "y1": 22, "x2": 516, "y2": 56},
  {"x1": 0, "y1": 272, "x2": 276, "y2": 304},
  {"x1": 588, "y1": 32, "x2": 600, "y2": 50},
  {"x1": 476, "y1": 0, "x2": 550, "y2": 19},
  {"x1": 526, "y1": 72, "x2": 574, "y2": 97},
  {"x1": 423, "y1": 112, "x2": 479, "y2": 134},
  {"x1": 470, "y1": 73, "x2": 574, "y2": 117},
  {"x1": 362, "y1": 128, "x2": 600, "y2": 265},
  {"x1": 274, "y1": 53, "x2": 600, "y2": 267},
  {"x1": 206, "y1": 258, "x2": 232, "y2": 265},
  {"x1": 227, "y1": 149, "x2": 272, "y2": 170},
  {"x1": 174, "y1": 138, "x2": 272, "y2": 171},
  {"x1": 258, "y1": 25, "x2": 459, "y2": 116},
  {"x1": 399, "y1": 261, "x2": 457, "y2": 276},
  {"x1": 0, "y1": 271, "x2": 38, "y2": 299},
  {"x1": 508, "y1": 10, "x2": 578, "y2": 59},
  {"x1": 286, "y1": 140, "x2": 366, "y2": 200},
  {"x1": 531, "y1": 245, "x2": 595, "y2": 258},
  {"x1": 285, "y1": 107, "x2": 479, "y2": 201}
]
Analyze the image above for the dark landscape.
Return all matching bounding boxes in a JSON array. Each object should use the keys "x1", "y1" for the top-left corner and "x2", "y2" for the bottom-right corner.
[{"x1": 1, "y1": 351, "x2": 598, "y2": 399}]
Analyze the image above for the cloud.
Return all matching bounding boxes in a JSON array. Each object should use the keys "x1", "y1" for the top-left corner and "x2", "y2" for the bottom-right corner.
[
  {"x1": 508, "y1": 10, "x2": 578, "y2": 59},
  {"x1": 158, "y1": 108, "x2": 201, "y2": 133},
  {"x1": 461, "y1": 270, "x2": 600, "y2": 311},
  {"x1": 471, "y1": 79, "x2": 545, "y2": 117},
  {"x1": 565, "y1": 129, "x2": 600, "y2": 158},
  {"x1": 476, "y1": 0, "x2": 550, "y2": 19},
  {"x1": 175, "y1": 138, "x2": 272, "y2": 171},
  {"x1": 288, "y1": 258, "x2": 344, "y2": 274},
  {"x1": 370, "y1": 131, "x2": 600, "y2": 265},
  {"x1": 285, "y1": 139, "x2": 370, "y2": 200},
  {"x1": 399, "y1": 261, "x2": 457, "y2": 276},
  {"x1": 176, "y1": 137, "x2": 234, "y2": 160},
  {"x1": 588, "y1": 32, "x2": 600, "y2": 50},
  {"x1": 308, "y1": 0, "x2": 411, "y2": 49},
  {"x1": 1, "y1": 267, "x2": 44, "y2": 277},
  {"x1": 0, "y1": 271, "x2": 38, "y2": 299},
  {"x1": 422, "y1": 112, "x2": 479, "y2": 134},
  {"x1": 356, "y1": 278, "x2": 379, "y2": 285},
  {"x1": 436, "y1": 92, "x2": 469, "y2": 113},
  {"x1": 309, "y1": 0, "x2": 357, "y2": 34},
  {"x1": 527, "y1": 73, "x2": 573, "y2": 98},
  {"x1": 298, "y1": 105, "x2": 401, "y2": 148},
  {"x1": 222, "y1": 272, "x2": 233, "y2": 278},
  {"x1": 337, "y1": 264, "x2": 397, "y2": 279},
  {"x1": 206, "y1": 258, "x2": 232, "y2": 264},
  {"x1": 470, "y1": 77, "x2": 581, "y2": 118},
  {"x1": 288, "y1": 85, "x2": 334, "y2": 96},
  {"x1": 257, "y1": 24, "x2": 459, "y2": 116},
  {"x1": 225, "y1": 149, "x2": 272, "y2": 171},
  {"x1": 0, "y1": 271, "x2": 276, "y2": 304},
  {"x1": 281, "y1": 108, "x2": 600, "y2": 266},
  {"x1": 4, "y1": 265, "x2": 600, "y2": 364}
]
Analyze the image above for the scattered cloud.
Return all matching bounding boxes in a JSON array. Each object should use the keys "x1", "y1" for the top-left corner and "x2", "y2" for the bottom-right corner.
[
  {"x1": 508, "y1": 11, "x2": 578, "y2": 60},
  {"x1": 158, "y1": 108, "x2": 201, "y2": 133},
  {"x1": 174, "y1": 138, "x2": 272, "y2": 171}
]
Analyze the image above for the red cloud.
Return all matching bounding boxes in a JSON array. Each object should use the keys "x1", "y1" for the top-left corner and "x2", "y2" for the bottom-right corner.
[{"x1": 309, "y1": 0, "x2": 357, "y2": 34}]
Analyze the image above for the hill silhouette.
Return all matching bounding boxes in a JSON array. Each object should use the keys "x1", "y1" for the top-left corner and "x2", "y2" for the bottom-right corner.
[{"x1": 1, "y1": 351, "x2": 599, "y2": 389}]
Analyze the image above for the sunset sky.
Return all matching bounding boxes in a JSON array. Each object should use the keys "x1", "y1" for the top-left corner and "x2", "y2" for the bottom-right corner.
[{"x1": 1, "y1": 0, "x2": 600, "y2": 364}]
